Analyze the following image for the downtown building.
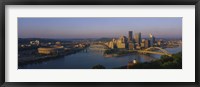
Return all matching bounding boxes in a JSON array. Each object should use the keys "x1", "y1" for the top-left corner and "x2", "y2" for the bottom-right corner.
[
  {"x1": 149, "y1": 33, "x2": 155, "y2": 47},
  {"x1": 38, "y1": 41, "x2": 65, "y2": 55},
  {"x1": 106, "y1": 31, "x2": 155, "y2": 50},
  {"x1": 128, "y1": 31, "x2": 135, "y2": 50},
  {"x1": 107, "y1": 36, "x2": 128, "y2": 49},
  {"x1": 134, "y1": 32, "x2": 141, "y2": 46},
  {"x1": 117, "y1": 36, "x2": 128, "y2": 49}
]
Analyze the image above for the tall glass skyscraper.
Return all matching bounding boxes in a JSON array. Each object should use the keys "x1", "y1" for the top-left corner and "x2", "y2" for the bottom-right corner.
[
  {"x1": 128, "y1": 31, "x2": 133, "y2": 43},
  {"x1": 149, "y1": 33, "x2": 155, "y2": 47}
]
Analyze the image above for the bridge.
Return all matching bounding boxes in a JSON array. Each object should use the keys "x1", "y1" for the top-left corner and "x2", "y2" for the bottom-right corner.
[
  {"x1": 89, "y1": 43, "x2": 110, "y2": 51},
  {"x1": 138, "y1": 47, "x2": 172, "y2": 57}
]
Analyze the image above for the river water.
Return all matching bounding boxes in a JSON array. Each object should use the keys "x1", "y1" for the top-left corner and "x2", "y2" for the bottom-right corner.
[{"x1": 19, "y1": 46, "x2": 182, "y2": 69}]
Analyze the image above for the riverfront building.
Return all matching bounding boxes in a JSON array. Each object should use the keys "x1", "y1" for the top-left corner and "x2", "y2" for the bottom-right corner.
[
  {"x1": 117, "y1": 36, "x2": 128, "y2": 49},
  {"x1": 106, "y1": 36, "x2": 128, "y2": 49},
  {"x1": 38, "y1": 48, "x2": 55, "y2": 54},
  {"x1": 108, "y1": 41, "x2": 115, "y2": 49},
  {"x1": 38, "y1": 47, "x2": 64, "y2": 55},
  {"x1": 38, "y1": 42, "x2": 65, "y2": 55}
]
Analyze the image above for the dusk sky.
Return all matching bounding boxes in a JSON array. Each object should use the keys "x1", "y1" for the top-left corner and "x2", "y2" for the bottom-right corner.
[{"x1": 18, "y1": 17, "x2": 182, "y2": 39}]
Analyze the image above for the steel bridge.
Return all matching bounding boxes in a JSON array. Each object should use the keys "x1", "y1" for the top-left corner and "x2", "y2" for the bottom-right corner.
[
  {"x1": 89, "y1": 43, "x2": 110, "y2": 50},
  {"x1": 138, "y1": 47, "x2": 172, "y2": 57}
]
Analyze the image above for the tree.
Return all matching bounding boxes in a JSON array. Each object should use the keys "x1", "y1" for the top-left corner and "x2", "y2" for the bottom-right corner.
[{"x1": 129, "y1": 52, "x2": 182, "y2": 69}]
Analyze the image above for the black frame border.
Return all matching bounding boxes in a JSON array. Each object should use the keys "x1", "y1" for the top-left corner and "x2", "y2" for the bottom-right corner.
[{"x1": 0, "y1": 0, "x2": 200, "y2": 87}]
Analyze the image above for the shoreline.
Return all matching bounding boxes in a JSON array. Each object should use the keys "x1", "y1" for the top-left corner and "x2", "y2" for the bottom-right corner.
[
  {"x1": 19, "y1": 46, "x2": 181, "y2": 69},
  {"x1": 18, "y1": 47, "x2": 88, "y2": 67}
]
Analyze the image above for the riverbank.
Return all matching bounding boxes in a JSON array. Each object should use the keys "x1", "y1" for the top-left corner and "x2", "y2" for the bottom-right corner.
[
  {"x1": 19, "y1": 46, "x2": 182, "y2": 69},
  {"x1": 113, "y1": 52, "x2": 182, "y2": 69},
  {"x1": 18, "y1": 47, "x2": 88, "y2": 66},
  {"x1": 104, "y1": 49, "x2": 137, "y2": 57}
]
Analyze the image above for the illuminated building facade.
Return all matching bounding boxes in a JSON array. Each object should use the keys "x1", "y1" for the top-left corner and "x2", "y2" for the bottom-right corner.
[
  {"x1": 144, "y1": 39, "x2": 150, "y2": 48},
  {"x1": 116, "y1": 36, "x2": 128, "y2": 49},
  {"x1": 106, "y1": 31, "x2": 156, "y2": 50},
  {"x1": 38, "y1": 47, "x2": 64, "y2": 55},
  {"x1": 149, "y1": 33, "x2": 155, "y2": 47},
  {"x1": 38, "y1": 41, "x2": 65, "y2": 55}
]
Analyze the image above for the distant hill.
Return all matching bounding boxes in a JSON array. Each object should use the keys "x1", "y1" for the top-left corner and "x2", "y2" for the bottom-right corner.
[
  {"x1": 95, "y1": 37, "x2": 113, "y2": 42},
  {"x1": 18, "y1": 38, "x2": 67, "y2": 44}
]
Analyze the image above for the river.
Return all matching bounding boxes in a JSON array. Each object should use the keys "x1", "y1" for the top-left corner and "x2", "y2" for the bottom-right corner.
[{"x1": 19, "y1": 46, "x2": 182, "y2": 69}]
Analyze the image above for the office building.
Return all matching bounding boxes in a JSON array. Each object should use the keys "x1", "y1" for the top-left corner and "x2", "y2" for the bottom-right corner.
[
  {"x1": 144, "y1": 39, "x2": 150, "y2": 48},
  {"x1": 128, "y1": 42, "x2": 135, "y2": 50},
  {"x1": 149, "y1": 33, "x2": 155, "y2": 47},
  {"x1": 128, "y1": 31, "x2": 133, "y2": 43},
  {"x1": 38, "y1": 47, "x2": 64, "y2": 55},
  {"x1": 134, "y1": 32, "x2": 141, "y2": 45},
  {"x1": 117, "y1": 36, "x2": 127, "y2": 49}
]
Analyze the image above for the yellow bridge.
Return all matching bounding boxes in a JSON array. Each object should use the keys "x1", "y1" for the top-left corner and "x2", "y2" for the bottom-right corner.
[
  {"x1": 138, "y1": 47, "x2": 172, "y2": 57},
  {"x1": 89, "y1": 43, "x2": 110, "y2": 50}
]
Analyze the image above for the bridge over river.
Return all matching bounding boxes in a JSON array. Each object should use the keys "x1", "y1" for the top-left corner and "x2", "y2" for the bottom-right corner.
[
  {"x1": 137, "y1": 47, "x2": 172, "y2": 57},
  {"x1": 89, "y1": 43, "x2": 110, "y2": 51},
  {"x1": 89, "y1": 43, "x2": 172, "y2": 57}
]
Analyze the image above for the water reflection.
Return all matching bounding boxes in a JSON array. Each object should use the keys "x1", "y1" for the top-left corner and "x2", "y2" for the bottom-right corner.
[{"x1": 19, "y1": 46, "x2": 182, "y2": 69}]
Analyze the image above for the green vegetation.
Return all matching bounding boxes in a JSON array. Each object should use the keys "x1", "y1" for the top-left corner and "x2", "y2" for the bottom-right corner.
[
  {"x1": 129, "y1": 52, "x2": 182, "y2": 69},
  {"x1": 104, "y1": 49, "x2": 135, "y2": 57},
  {"x1": 92, "y1": 64, "x2": 106, "y2": 69},
  {"x1": 104, "y1": 49, "x2": 118, "y2": 54}
]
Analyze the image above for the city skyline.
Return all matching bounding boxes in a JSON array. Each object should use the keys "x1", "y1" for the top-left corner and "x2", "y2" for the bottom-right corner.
[
  {"x1": 18, "y1": 30, "x2": 182, "y2": 69},
  {"x1": 18, "y1": 17, "x2": 182, "y2": 39}
]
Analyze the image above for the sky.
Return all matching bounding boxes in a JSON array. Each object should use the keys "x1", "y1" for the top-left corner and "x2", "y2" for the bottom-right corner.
[{"x1": 18, "y1": 17, "x2": 182, "y2": 39}]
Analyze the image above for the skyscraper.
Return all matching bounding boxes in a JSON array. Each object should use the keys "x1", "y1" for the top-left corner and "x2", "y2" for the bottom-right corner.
[
  {"x1": 117, "y1": 36, "x2": 127, "y2": 49},
  {"x1": 128, "y1": 31, "x2": 133, "y2": 43},
  {"x1": 134, "y1": 32, "x2": 141, "y2": 45},
  {"x1": 149, "y1": 33, "x2": 155, "y2": 47},
  {"x1": 144, "y1": 39, "x2": 150, "y2": 48},
  {"x1": 128, "y1": 42, "x2": 135, "y2": 50}
]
